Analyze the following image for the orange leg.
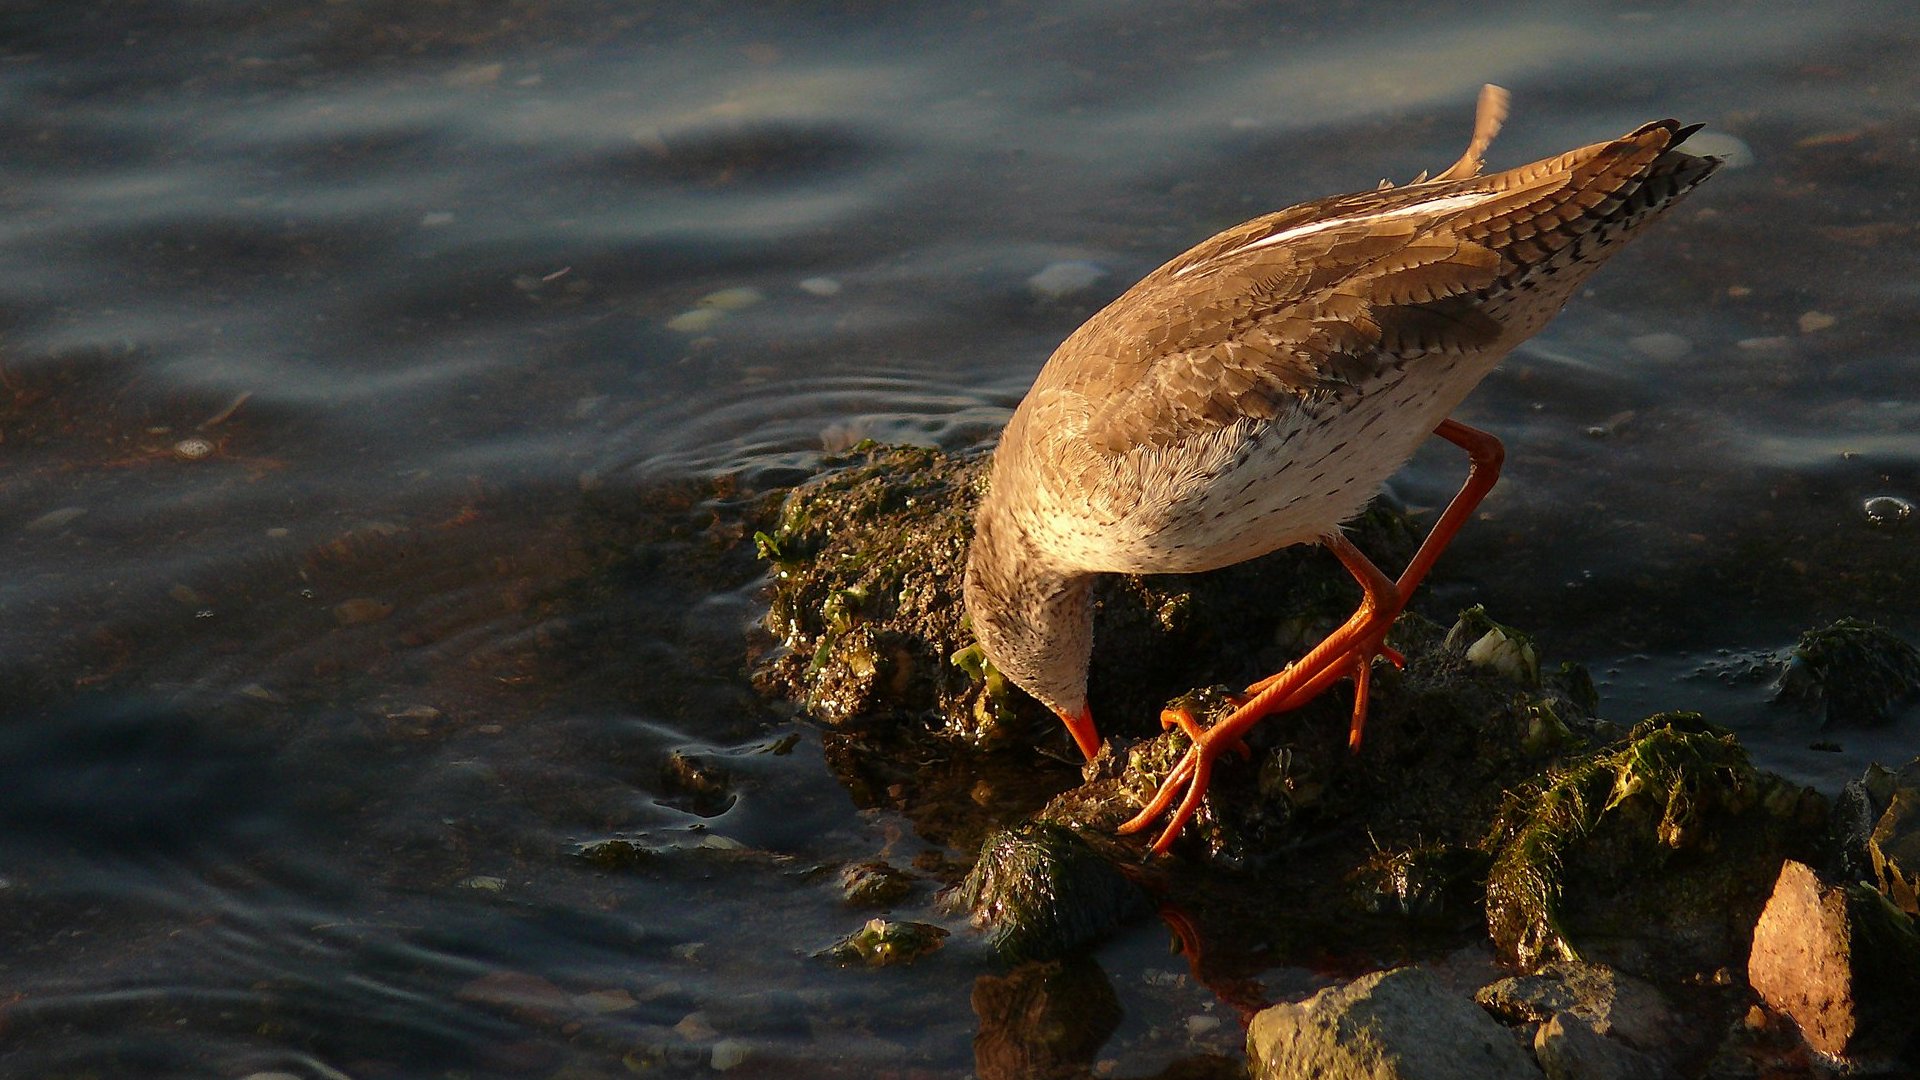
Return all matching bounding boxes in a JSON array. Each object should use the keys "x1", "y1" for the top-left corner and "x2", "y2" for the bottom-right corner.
[
  {"x1": 1119, "y1": 533, "x2": 1400, "y2": 852},
  {"x1": 1118, "y1": 418, "x2": 1506, "y2": 854}
]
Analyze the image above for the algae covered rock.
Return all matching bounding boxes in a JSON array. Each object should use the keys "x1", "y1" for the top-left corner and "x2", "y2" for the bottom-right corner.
[
  {"x1": 1774, "y1": 617, "x2": 1920, "y2": 727},
  {"x1": 1483, "y1": 713, "x2": 1826, "y2": 973},
  {"x1": 753, "y1": 444, "x2": 1001, "y2": 739},
  {"x1": 951, "y1": 821, "x2": 1149, "y2": 963},
  {"x1": 816, "y1": 917, "x2": 950, "y2": 967}
]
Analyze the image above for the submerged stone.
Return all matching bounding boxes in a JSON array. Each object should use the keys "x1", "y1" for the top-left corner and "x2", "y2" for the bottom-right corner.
[
  {"x1": 1774, "y1": 617, "x2": 1920, "y2": 727},
  {"x1": 838, "y1": 859, "x2": 915, "y2": 908},
  {"x1": 816, "y1": 917, "x2": 949, "y2": 967}
]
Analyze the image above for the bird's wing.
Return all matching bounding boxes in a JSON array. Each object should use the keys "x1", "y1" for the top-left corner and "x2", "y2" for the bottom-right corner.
[{"x1": 1051, "y1": 117, "x2": 1694, "y2": 456}]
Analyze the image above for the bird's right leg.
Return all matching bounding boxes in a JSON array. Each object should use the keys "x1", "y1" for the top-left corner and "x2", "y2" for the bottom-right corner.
[{"x1": 1119, "y1": 533, "x2": 1399, "y2": 853}]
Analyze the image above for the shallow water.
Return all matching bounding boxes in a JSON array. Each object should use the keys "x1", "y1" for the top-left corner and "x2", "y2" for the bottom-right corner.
[{"x1": 3, "y1": 2, "x2": 1918, "y2": 1076}]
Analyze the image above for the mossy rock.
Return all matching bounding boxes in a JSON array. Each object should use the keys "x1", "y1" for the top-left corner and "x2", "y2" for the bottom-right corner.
[
  {"x1": 1775, "y1": 617, "x2": 1920, "y2": 727},
  {"x1": 1484, "y1": 713, "x2": 1827, "y2": 974},
  {"x1": 951, "y1": 822, "x2": 1150, "y2": 963}
]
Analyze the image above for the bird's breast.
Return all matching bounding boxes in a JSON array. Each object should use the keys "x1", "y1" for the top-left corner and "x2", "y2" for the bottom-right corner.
[{"x1": 1013, "y1": 350, "x2": 1501, "y2": 575}]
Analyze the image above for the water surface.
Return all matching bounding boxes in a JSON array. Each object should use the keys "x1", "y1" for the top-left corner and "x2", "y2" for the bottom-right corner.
[{"x1": 4, "y1": 2, "x2": 1918, "y2": 1075}]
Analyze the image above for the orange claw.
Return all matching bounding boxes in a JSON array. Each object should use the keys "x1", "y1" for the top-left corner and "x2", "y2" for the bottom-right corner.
[
  {"x1": 1118, "y1": 419, "x2": 1505, "y2": 855},
  {"x1": 1160, "y1": 703, "x2": 1251, "y2": 760}
]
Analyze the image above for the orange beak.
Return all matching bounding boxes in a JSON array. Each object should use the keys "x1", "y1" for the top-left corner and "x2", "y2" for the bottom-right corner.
[{"x1": 1057, "y1": 706, "x2": 1102, "y2": 761}]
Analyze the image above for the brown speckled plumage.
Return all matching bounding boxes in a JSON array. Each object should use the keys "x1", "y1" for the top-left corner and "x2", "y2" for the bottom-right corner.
[{"x1": 965, "y1": 87, "x2": 1718, "y2": 788}]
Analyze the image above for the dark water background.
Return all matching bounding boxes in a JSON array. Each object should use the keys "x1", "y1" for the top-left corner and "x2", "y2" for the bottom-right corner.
[{"x1": 2, "y1": 1, "x2": 1917, "y2": 1076}]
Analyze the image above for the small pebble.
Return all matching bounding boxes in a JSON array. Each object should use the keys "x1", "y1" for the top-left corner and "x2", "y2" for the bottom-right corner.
[
  {"x1": 1863, "y1": 495, "x2": 1913, "y2": 527},
  {"x1": 1186, "y1": 1014, "x2": 1222, "y2": 1036},
  {"x1": 675, "y1": 1012, "x2": 718, "y2": 1041},
  {"x1": 1797, "y1": 310, "x2": 1837, "y2": 333},
  {"x1": 666, "y1": 308, "x2": 724, "y2": 333},
  {"x1": 797, "y1": 276, "x2": 842, "y2": 296},
  {"x1": 1628, "y1": 332, "x2": 1691, "y2": 362},
  {"x1": 710, "y1": 1038, "x2": 750, "y2": 1071},
  {"x1": 1735, "y1": 335, "x2": 1794, "y2": 357},
  {"x1": 574, "y1": 988, "x2": 638, "y2": 1014},
  {"x1": 173, "y1": 437, "x2": 215, "y2": 461},
  {"x1": 460, "y1": 875, "x2": 508, "y2": 893},
  {"x1": 332, "y1": 597, "x2": 395, "y2": 626},
  {"x1": 1682, "y1": 131, "x2": 1755, "y2": 168},
  {"x1": 697, "y1": 287, "x2": 764, "y2": 310},
  {"x1": 25, "y1": 506, "x2": 86, "y2": 532},
  {"x1": 1027, "y1": 260, "x2": 1107, "y2": 300}
]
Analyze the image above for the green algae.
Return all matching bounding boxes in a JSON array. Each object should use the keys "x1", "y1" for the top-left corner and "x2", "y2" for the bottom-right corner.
[
  {"x1": 816, "y1": 917, "x2": 951, "y2": 967},
  {"x1": 1775, "y1": 616, "x2": 1920, "y2": 727},
  {"x1": 1483, "y1": 712, "x2": 1824, "y2": 972},
  {"x1": 952, "y1": 822, "x2": 1149, "y2": 963}
]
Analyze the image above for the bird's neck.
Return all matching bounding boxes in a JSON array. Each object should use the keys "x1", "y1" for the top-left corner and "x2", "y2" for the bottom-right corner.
[{"x1": 963, "y1": 498, "x2": 1095, "y2": 721}]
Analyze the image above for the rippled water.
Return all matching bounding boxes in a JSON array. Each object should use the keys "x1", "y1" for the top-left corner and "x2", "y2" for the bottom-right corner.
[{"x1": 4, "y1": 2, "x2": 1918, "y2": 1076}]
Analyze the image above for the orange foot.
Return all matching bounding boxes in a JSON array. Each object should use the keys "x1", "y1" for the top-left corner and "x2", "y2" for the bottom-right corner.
[{"x1": 1119, "y1": 534, "x2": 1400, "y2": 854}]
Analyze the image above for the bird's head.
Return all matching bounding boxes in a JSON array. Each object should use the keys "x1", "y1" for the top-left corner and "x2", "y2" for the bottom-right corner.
[{"x1": 963, "y1": 502, "x2": 1099, "y2": 758}]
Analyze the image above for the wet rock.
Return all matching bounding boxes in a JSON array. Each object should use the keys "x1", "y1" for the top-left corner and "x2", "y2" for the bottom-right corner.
[
  {"x1": 1476, "y1": 961, "x2": 1676, "y2": 1060},
  {"x1": 816, "y1": 917, "x2": 949, "y2": 966},
  {"x1": 1027, "y1": 260, "x2": 1107, "y2": 300},
  {"x1": 660, "y1": 750, "x2": 734, "y2": 817},
  {"x1": 1795, "y1": 310, "x2": 1836, "y2": 334},
  {"x1": 753, "y1": 445, "x2": 1003, "y2": 740},
  {"x1": 1865, "y1": 771, "x2": 1920, "y2": 915},
  {"x1": 710, "y1": 1038, "x2": 750, "y2": 1070},
  {"x1": 1774, "y1": 617, "x2": 1920, "y2": 727},
  {"x1": 24, "y1": 506, "x2": 85, "y2": 532},
  {"x1": 1448, "y1": 604, "x2": 1541, "y2": 686},
  {"x1": 1245, "y1": 966, "x2": 1541, "y2": 1080},
  {"x1": 1533, "y1": 1012, "x2": 1673, "y2": 1080},
  {"x1": 1351, "y1": 842, "x2": 1491, "y2": 925},
  {"x1": 1861, "y1": 494, "x2": 1913, "y2": 528},
  {"x1": 331, "y1": 597, "x2": 394, "y2": 626},
  {"x1": 971, "y1": 957, "x2": 1122, "y2": 1080},
  {"x1": 455, "y1": 970, "x2": 574, "y2": 1026},
  {"x1": 951, "y1": 821, "x2": 1148, "y2": 963},
  {"x1": 1483, "y1": 713, "x2": 1825, "y2": 974},
  {"x1": 1747, "y1": 859, "x2": 1920, "y2": 1063},
  {"x1": 575, "y1": 837, "x2": 654, "y2": 870},
  {"x1": 838, "y1": 859, "x2": 914, "y2": 907},
  {"x1": 1627, "y1": 332, "x2": 1692, "y2": 362}
]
